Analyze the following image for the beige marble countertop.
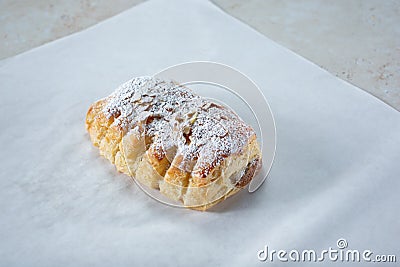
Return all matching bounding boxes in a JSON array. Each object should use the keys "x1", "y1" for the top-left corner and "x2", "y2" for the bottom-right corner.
[{"x1": 1, "y1": 0, "x2": 399, "y2": 110}]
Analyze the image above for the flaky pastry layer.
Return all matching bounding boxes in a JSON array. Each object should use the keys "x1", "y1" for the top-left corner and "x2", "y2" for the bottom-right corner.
[{"x1": 86, "y1": 77, "x2": 261, "y2": 210}]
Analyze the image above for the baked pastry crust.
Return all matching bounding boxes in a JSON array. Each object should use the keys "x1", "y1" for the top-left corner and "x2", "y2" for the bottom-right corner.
[{"x1": 86, "y1": 77, "x2": 261, "y2": 210}]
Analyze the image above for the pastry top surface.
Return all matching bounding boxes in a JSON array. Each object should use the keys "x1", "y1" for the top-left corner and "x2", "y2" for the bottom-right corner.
[{"x1": 102, "y1": 77, "x2": 256, "y2": 179}]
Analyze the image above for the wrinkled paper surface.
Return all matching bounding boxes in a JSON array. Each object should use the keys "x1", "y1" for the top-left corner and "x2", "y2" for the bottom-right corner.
[{"x1": 1, "y1": 0, "x2": 399, "y2": 266}]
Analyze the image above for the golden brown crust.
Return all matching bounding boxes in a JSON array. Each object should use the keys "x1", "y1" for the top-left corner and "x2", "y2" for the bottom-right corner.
[{"x1": 86, "y1": 77, "x2": 262, "y2": 210}]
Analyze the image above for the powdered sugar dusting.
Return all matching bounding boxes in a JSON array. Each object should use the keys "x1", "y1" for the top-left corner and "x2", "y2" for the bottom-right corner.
[{"x1": 103, "y1": 77, "x2": 255, "y2": 178}]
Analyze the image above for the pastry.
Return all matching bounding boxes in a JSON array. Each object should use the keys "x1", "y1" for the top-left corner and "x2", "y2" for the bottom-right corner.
[{"x1": 86, "y1": 77, "x2": 261, "y2": 210}]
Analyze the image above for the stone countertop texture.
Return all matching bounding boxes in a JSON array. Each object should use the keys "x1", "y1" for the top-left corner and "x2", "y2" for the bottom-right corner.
[{"x1": 1, "y1": 0, "x2": 398, "y2": 110}]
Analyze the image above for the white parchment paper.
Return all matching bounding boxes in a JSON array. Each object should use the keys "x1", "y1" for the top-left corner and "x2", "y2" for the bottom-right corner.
[{"x1": 1, "y1": 0, "x2": 399, "y2": 266}]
